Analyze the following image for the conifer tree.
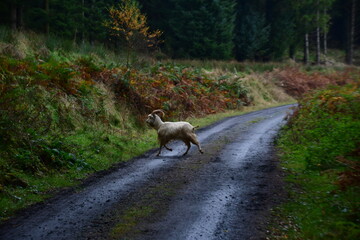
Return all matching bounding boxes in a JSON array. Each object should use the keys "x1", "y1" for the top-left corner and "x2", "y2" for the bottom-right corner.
[
  {"x1": 291, "y1": 0, "x2": 334, "y2": 64},
  {"x1": 345, "y1": 0, "x2": 356, "y2": 65},
  {"x1": 266, "y1": 0, "x2": 297, "y2": 60},
  {"x1": 234, "y1": 3, "x2": 270, "y2": 61},
  {"x1": 168, "y1": 0, "x2": 235, "y2": 59}
]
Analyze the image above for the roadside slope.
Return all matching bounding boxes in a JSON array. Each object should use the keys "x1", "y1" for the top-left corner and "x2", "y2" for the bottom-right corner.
[
  {"x1": 0, "y1": 31, "x2": 295, "y2": 221},
  {"x1": 0, "y1": 105, "x2": 294, "y2": 240}
]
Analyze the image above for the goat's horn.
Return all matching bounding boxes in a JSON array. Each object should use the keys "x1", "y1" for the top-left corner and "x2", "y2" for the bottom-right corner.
[{"x1": 151, "y1": 109, "x2": 165, "y2": 117}]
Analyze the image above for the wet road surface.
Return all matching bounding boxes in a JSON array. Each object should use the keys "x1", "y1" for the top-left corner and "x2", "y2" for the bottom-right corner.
[{"x1": 0, "y1": 105, "x2": 294, "y2": 240}]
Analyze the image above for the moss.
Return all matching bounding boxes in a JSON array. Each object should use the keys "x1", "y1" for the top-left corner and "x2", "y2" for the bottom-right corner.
[{"x1": 111, "y1": 206, "x2": 155, "y2": 237}]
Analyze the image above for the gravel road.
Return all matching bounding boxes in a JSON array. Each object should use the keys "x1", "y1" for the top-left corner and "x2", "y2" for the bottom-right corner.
[{"x1": 0, "y1": 105, "x2": 294, "y2": 240}]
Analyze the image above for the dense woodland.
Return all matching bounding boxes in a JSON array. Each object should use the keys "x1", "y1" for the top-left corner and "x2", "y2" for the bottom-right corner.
[{"x1": 0, "y1": 0, "x2": 359, "y2": 63}]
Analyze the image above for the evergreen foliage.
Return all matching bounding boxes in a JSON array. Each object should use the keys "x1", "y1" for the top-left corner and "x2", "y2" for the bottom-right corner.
[
  {"x1": 266, "y1": 0, "x2": 297, "y2": 60},
  {"x1": 234, "y1": 6, "x2": 270, "y2": 60},
  {"x1": 0, "y1": 0, "x2": 358, "y2": 61},
  {"x1": 167, "y1": 0, "x2": 235, "y2": 59}
]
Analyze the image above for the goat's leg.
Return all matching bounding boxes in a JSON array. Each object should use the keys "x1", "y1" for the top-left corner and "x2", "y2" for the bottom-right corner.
[
  {"x1": 164, "y1": 144, "x2": 173, "y2": 151},
  {"x1": 183, "y1": 141, "x2": 191, "y2": 156},
  {"x1": 190, "y1": 135, "x2": 204, "y2": 154},
  {"x1": 157, "y1": 145, "x2": 163, "y2": 156},
  {"x1": 158, "y1": 139, "x2": 171, "y2": 156}
]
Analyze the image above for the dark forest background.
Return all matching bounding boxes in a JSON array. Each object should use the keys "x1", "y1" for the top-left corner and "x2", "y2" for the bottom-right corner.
[{"x1": 0, "y1": 0, "x2": 358, "y2": 64}]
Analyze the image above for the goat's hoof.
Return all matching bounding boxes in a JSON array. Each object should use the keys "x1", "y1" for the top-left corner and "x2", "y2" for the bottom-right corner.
[{"x1": 200, "y1": 150, "x2": 204, "y2": 154}]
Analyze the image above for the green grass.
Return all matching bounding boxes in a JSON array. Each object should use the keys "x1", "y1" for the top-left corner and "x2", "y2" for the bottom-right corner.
[
  {"x1": 0, "y1": 171, "x2": 81, "y2": 220},
  {"x1": 294, "y1": 48, "x2": 349, "y2": 66},
  {"x1": 0, "y1": 26, "x2": 126, "y2": 67},
  {"x1": 111, "y1": 206, "x2": 155, "y2": 237},
  {"x1": 271, "y1": 162, "x2": 360, "y2": 239},
  {"x1": 169, "y1": 59, "x2": 292, "y2": 74},
  {"x1": 0, "y1": 29, "x2": 293, "y2": 223},
  {"x1": 0, "y1": 121, "x2": 161, "y2": 221},
  {"x1": 271, "y1": 83, "x2": 360, "y2": 239},
  {"x1": 0, "y1": 128, "x2": 158, "y2": 221}
]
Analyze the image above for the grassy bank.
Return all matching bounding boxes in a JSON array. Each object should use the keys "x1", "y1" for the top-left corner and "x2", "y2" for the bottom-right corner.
[
  {"x1": 0, "y1": 30, "x2": 357, "y2": 223},
  {"x1": 272, "y1": 83, "x2": 360, "y2": 239},
  {"x1": 0, "y1": 30, "x2": 296, "y2": 221}
]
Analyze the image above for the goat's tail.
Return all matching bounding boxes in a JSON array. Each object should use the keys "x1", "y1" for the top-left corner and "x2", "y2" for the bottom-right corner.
[{"x1": 192, "y1": 125, "x2": 200, "y2": 132}]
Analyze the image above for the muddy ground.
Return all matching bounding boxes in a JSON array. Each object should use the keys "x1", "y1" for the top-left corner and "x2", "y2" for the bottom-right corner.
[{"x1": 0, "y1": 105, "x2": 294, "y2": 240}]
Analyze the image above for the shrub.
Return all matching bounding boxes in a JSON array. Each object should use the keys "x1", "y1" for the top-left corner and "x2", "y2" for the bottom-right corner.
[
  {"x1": 275, "y1": 82, "x2": 360, "y2": 240},
  {"x1": 272, "y1": 67, "x2": 360, "y2": 98},
  {"x1": 280, "y1": 83, "x2": 360, "y2": 170}
]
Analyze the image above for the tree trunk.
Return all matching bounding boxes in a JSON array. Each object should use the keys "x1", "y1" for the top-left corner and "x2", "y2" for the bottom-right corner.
[
  {"x1": 17, "y1": 5, "x2": 23, "y2": 30},
  {"x1": 88, "y1": 0, "x2": 95, "y2": 44},
  {"x1": 316, "y1": 1, "x2": 321, "y2": 65},
  {"x1": 323, "y1": 8, "x2": 328, "y2": 57},
  {"x1": 11, "y1": 3, "x2": 17, "y2": 31},
  {"x1": 304, "y1": 33, "x2": 309, "y2": 64},
  {"x1": 73, "y1": 28, "x2": 78, "y2": 45},
  {"x1": 346, "y1": 0, "x2": 355, "y2": 65},
  {"x1": 316, "y1": 27, "x2": 321, "y2": 64},
  {"x1": 45, "y1": 0, "x2": 50, "y2": 35},
  {"x1": 289, "y1": 44, "x2": 296, "y2": 61},
  {"x1": 82, "y1": 0, "x2": 85, "y2": 44}
]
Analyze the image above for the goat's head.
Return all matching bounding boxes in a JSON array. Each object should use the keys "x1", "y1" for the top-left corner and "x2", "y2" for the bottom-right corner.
[{"x1": 146, "y1": 109, "x2": 165, "y2": 127}]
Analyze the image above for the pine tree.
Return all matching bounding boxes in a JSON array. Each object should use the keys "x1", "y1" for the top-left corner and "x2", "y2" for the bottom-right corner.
[
  {"x1": 321, "y1": 0, "x2": 335, "y2": 60},
  {"x1": 212, "y1": 0, "x2": 236, "y2": 59},
  {"x1": 291, "y1": 0, "x2": 316, "y2": 64},
  {"x1": 291, "y1": 0, "x2": 335, "y2": 64},
  {"x1": 84, "y1": 0, "x2": 116, "y2": 43},
  {"x1": 168, "y1": 0, "x2": 235, "y2": 59},
  {"x1": 345, "y1": 0, "x2": 356, "y2": 65},
  {"x1": 138, "y1": 0, "x2": 174, "y2": 35},
  {"x1": 4, "y1": 0, "x2": 29, "y2": 31},
  {"x1": 234, "y1": 3, "x2": 270, "y2": 61},
  {"x1": 316, "y1": 0, "x2": 335, "y2": 64}
]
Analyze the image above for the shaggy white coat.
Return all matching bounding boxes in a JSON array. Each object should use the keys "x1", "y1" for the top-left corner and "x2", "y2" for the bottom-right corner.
[{"x1": 146, "y1": 110, "x2": 204, "y2": 156}]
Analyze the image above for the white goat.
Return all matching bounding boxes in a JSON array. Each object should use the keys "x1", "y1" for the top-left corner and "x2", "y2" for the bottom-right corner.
[{"x1": 146, "y1": 109, "x2": 204, "y2": 156}]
